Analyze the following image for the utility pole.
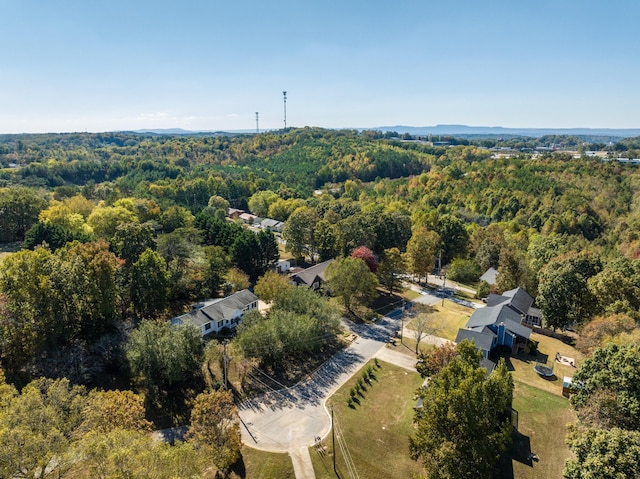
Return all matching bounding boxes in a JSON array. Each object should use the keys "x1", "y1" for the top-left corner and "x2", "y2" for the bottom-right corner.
[
  {"x1": 442, "y1": 274, "x2": 446, "y2": 307},
  {"x1": 223, "y1": 340, "x2": 228, "y2": 390},
  {"x1": 255, "y1": 112, "x2": 259, "y2": 134},
  {"x1": 331, "y1": 405, "x2": 336, "y2": 473},
  {"x1": 282, "y1": 91, "x2": 287, "y2": 129}
]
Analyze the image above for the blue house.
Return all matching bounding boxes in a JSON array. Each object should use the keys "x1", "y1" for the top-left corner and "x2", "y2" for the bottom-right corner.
[{"x1": 455, "y1": 300, "x2": 532, "y2": 358}]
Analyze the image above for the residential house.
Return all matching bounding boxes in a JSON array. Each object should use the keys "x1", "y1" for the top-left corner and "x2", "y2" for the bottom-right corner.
[
  {"x1": 479, "y1": 267, "x2": 498, "y2": 286},
  {"x1": 486, "y1": 287, "x2": 542, "y2": 328},
  {"x1": 455, "y1": 300, "x2": 532, "y2": 358},
  {"x1": 227, "y1": 208, "x2": 244, "y2": 219},
  {"x1": 290, "y1": 259, "x2": 334, "y2": 291},
  {"x1": 274, "y1": 259, "x2": 291, "y2": 274},
  {"x1": 171, "y1": 289, "x2": 259, "y2": 337},
  {"x1": 239, "y1": 212, "x2": 259, "y2": 224},
  {"x1": 260, "y1": 218, "x2": 285, "y2": 233}
]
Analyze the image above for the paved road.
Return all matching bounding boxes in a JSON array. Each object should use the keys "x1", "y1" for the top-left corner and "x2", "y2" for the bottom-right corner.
[{"x1": 238, "y1": 315, "x2": 400, "y2": 452}]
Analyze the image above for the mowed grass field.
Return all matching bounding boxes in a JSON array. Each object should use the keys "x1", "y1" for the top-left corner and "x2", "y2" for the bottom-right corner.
[
  {"x1": 406, "y1": 299, "x2": 472, "y2": 341},
  {"x1": 501, "y1": 332, "x2": 583, "y2": 478},
  {"x1": 311, "y1": 360, "x2": 425, "y2": 479},
  {"x1": 229, "y1": 446, "x2": 295, "y2": 479}
]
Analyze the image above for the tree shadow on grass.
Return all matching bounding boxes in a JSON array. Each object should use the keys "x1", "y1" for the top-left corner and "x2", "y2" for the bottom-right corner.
[
  {"x1": 498, "y1": 429, "x2": 535, "y2": 479},
  {"x1": 230, "y1": 454, "x2": 247, "y2": 479}
]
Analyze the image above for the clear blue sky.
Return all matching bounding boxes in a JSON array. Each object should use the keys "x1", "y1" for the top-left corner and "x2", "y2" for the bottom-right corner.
[{"x1": 1, "y1": 0, "x2": 639, "y2": 133}]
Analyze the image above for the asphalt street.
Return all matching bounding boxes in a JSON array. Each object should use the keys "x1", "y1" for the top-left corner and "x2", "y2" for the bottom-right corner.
[{"x1": 238, "y1": 314, "x2": 401, "y2": 452}]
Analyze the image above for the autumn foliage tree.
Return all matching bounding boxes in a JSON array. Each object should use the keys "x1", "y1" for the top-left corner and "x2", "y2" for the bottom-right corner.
[
  {"x1": 351, "y1": 245, "x2": 378, "y2": 273},
  {"x1": 187, "y1": 389, "x2": 242, "y2": 472}
]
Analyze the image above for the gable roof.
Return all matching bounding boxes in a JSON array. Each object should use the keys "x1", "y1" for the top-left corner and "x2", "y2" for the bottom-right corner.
[
  {"x1": 466, "y1": 303, "x2": 531, "y2": 339},
  {"x1": 173, "y1": 289, "x2": 258, "y2": 327},
  {"x1": 501, "y1": 288, "x2": 534, "y2": 315},
  {"x1": 455, "y1": 328, "x2": 495, "y2": 353},
  {"x1": 479, "y1": 267, "x2": 498, "y2": 285},
  {"x1": 291, "y1": 259, "x2": 334, "y2": 286}
]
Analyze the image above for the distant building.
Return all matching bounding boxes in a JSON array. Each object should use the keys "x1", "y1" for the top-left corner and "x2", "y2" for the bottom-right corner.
[
  {"x1": 479, "y1": 267, "x2": 498, "y2": 286},
  {"x1": 260, "y1": 218, "x2": 285, "y2": 233},
  {"x1": 227, "y1": 208, "x2": 244, "y2": 219},
  {"x1": 290, "y1": 260, "x2": 334, "y2": 291},
  {"x1": 239, "y1": 212, "x2": 259, "y2": 224},
  {"x1": 171, "y1": 289, "x2": 258, "y2": 337}
]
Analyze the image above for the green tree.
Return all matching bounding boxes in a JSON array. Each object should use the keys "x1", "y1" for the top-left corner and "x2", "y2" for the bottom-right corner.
[
  {"x1": 282, "y1": 206, "x2": 319, "y2": 260},
  {"x1": 187, "y1": 389, "x2": 242, "y2": 472},
  {"x1": 326, "y1": 256, "x2": 379, "y2": 313},
  {"x1": 223, "y1": 267, "x2": 250, "y2": 295},
  {"x1": 0, "y1": 187, "x2": 47, "y2": 242},
  {"x1": 405, "y1": 227, "x2": 441, "y2": 282},
  {"x1": 537, "y1": 252, "x2": 602, "y2": 330},
  {"x1": 129, "y1": 248, "x2": 170, "y2": 317},
  {"x1": 570, "y1": 343, "x2": 640, "y2": 430},
  {"x1": 254, "y1": 270, "x2": 293, "y2": 303},
  {"x1": 204, "y1": 245, "x2": 231, "y2": 297},
  {"x1": 410, "y1": 344, "x2": 513, "y2": 479},
  {"x1": 86, "y1": 205, "x2": 138, "y2": 240},
  {"x1": 125, "y1": 320, "x2": 204, "y2": 393},
  {"x1": 564, "y1": 427, "x2": 640, "y2": 479},
  {"x1": 0, "y1": 377, "x2": 87, "y2": 479},
  {"x1": 76, "y1": 389, "x2": 152, "y2": 436},
  {"x1": 447, "y1": 257, "x2": 481, "y2": 284},
  {"x1": 314, "y1": 219, "x2": 339, "y2": 261},
  {"x1": 248, "y1": 190, "x2": 279, "y2": 217},
  {"x1": 378, "y1": 247, "x2": 405, "y2": 294},
  {"x1": 23, "y1": 220, "x2": 92, "y2": 250},
  {"x1": 73, "y1": 428, "x2": 202, "y2": 479},
  {"x1": 111, "y1": 222, "x2": 156, "y2": 265}
]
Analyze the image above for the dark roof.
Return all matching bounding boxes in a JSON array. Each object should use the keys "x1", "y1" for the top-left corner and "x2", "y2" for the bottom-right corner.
[
  {"x1": 479, "y1": 267, "x2": 498, "y2": 285},
  {"x1": 455, "y1": 328, "x2": 495, "y2": 353},
  {"x1": 501, "y1": 288, "x2": 534, "y2": 315},
  {"x1": 466, "y1": 303, "x2": 531, "y2": 339},
  {"x1": 290, "y1": 260, "x2": 334, "y2": 286},
  {"x1": 480, "y1": 357, "x2": 496, "y2": 375},
  {"x1": 173, "y1": 289, "x2": 258, "y2": 327}
]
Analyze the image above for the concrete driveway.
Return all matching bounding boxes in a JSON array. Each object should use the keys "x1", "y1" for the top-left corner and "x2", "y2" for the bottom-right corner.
[{"x1": 238, "y1": 315, "x2": 400, "y2": 452}]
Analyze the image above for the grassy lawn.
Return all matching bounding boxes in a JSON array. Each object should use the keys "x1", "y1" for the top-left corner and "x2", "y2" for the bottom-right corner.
[
  {"x1": 229, "y1": 446, "x2": 295, "y2": 479},
  {"x1": 311, "y1": 360, "x2": 425, "y2": 479},
  {"x1": 506, "y1": 380, "x2": 576, "y2": 479},
  {"x1": 504, "y1": 332, "x2": 584, "y2": 397},
  {"x1": 405, "y1": 300, "x2": 472, "y2": 341},
  {"x1": 497, "y1": 332, "x2": 581, "y2": 478},
  {"x1": 385, "y1": 335, "x2": 435, "y2": 356}
]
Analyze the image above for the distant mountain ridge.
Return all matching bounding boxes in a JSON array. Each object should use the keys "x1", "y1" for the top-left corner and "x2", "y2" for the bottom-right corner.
[
  {"x1": 133, "y1": 125, "x2": 640, "y2": 138},
  {"x1": 374, "y1": 124, "x2": 640, "y2": 138}
]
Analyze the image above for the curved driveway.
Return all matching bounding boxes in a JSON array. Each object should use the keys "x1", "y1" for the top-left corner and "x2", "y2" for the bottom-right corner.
[{"x1": 238, "y1": 315, "x2": 402, "y2": 452}]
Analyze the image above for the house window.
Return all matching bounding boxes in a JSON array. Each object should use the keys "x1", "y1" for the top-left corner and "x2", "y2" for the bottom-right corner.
[
  {"x1": 225, "y1": 319, "x2": 229, "y2": 324},
  {"x1": 204, "y1": 323, "x2": 212, "y2": 331},
  {"x1": 217, "y1": 321, "x2": 223, "y2": 328}
]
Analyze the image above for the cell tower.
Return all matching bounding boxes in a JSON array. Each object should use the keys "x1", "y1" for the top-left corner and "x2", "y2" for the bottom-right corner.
[
  {"x1": 283, "y1": 91, "x2": 287, "y2": 129},
  {"x1": 255, "y1": 112, "x2": 259, "y2": 134}
]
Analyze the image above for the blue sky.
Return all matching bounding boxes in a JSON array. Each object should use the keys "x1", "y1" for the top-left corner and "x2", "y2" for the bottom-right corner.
[{"x1": 1, "y1": 0, "x2": 639, "y2": 133}]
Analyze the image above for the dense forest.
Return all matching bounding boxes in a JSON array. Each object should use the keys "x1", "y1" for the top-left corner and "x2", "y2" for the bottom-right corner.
[{"x1": 2, "y1": 127, "x2": 640, "y2": 477}]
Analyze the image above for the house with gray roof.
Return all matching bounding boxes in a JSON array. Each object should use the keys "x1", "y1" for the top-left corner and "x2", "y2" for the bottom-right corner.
[
  {"x1": 290, "y1": 259, "x2": 334, "y2": 291},
  {"x1": 479, "y1": 267, "x2": 498, "y2": 286},
  {"x1": 455, "y1": 296, "x2": 532, "y2": 358},
  {"x1": 171, "y1": 289, "x2": 259, "y2": 337},
  {"x1": 487, "y1": 287, "x2": 542, "y2": 327},
  {"x1": 260, "y1": 218, "x2": 285, "y2": 233}
]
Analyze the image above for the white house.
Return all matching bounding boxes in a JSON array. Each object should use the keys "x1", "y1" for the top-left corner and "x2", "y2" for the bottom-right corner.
[
  {"x1": 171, "y1": 289, "x2": 259, "y2": 337},
  {"x1": 260, "y1": 218, "x2": 285, "y2": 233}
]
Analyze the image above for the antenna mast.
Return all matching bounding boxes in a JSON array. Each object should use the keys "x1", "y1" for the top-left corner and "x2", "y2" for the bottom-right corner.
[
  {"x1": 255, "y1": 112, "x2": 259, "y2": 134},
  {"x1": 282, "y1": 91, "x2": 287, "y2": 129}
]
